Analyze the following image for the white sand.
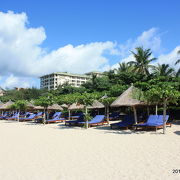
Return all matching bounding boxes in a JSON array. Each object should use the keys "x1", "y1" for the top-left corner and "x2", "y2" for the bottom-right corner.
[{"x1": 0, "y1": 120, "x2": 180, "y2": 180}]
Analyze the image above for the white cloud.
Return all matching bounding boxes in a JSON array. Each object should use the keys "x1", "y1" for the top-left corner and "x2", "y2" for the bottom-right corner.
[
  {"x1": 1, "y1": 74, "x2": 37, "y2": 89},
  {"x1": 118, "y1": 28, "x2": 162, "y2": 57},
  {"x1": 0, "y1": 11, "x2": 179, "y2": 89},
  {"x1": 156, "y1": 46, "x2": 180, "y2": 70},
  {"x1": 0, "y1": 11, "x2": 116, "y2": 88}
]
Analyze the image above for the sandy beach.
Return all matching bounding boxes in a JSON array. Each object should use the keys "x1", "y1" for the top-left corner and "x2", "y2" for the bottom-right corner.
[{"x1": 0, "y1": 120, "x2": 180, "y2": 180}]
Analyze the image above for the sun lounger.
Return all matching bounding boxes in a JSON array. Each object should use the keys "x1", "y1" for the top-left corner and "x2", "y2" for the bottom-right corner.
[
  {"x1": 70, "y1": 112, "x2": 84, "y2": 119},
  {"x1": 135, "y1": 115, "x2": 170, "y2": 131},
  {"x1": 78, "y1": 115, "x2": 107, "y2": 126},
  {"x1": 109, "y1": 112, "x2": 120, "y2": 120},
  {"x1": 46, "y1": 113, "x2": 65, "y2": 123},
  {"x1": 65, "y1": 115, "x2": 84, "y2": 126},
  {"x1": 19, "y1": 113, "x2": 36, "y2": 122},
  {"x1": 0, "y1": 112, "x2": 8, "y2": 120},
  {"x1": 6, "y1": 113, "x2": 19, "y2": 120},
  {"x1": 110, "y1": 115, "x2": 135, "y2": 129}
]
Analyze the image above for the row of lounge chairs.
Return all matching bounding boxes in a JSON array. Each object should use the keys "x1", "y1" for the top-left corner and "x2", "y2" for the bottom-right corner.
[
  {"x1": 0, "y1": 111, "x2": 172, "y2": 131},
  {"x1": 110, "y1": 114, "x2": 171, "y2": 131}
]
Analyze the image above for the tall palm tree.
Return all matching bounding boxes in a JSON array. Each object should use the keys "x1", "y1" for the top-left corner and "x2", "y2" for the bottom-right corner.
[
  {"x1": 128, "y1": 47, "x2": 156, "y2": 75},
  {"x1": 175, "y1": 50, "x2": 180, "y2": 77},
  {"x1": 175, "y1": 50, "x2": 180, "y2": 65},
  {"x1": 152, "y1": 64, "x2": 175, "y2": 76},
  {"x1": 115, "y1": 62, "x2": 134, "y2": 73}
]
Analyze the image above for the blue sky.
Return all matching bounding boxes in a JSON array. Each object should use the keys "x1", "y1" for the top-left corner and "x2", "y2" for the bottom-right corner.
[{"x1": 0, "y1": 0, "x2": 179, "y2": 88}]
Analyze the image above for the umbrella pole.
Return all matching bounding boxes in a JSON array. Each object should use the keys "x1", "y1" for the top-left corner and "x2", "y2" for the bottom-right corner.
[
  {"x1": 155, "y1": 105, "x2": 158, "y2": 115},
  {"x1": 133, "y1": 106, "x2": 137, "y2": 124},
  {"x1": 68, "y1": 110, "x2": 71, "y2": 120},
  {"x1": 147, "y1": 106, "x2": 150, "y2": 116},
  {"x1": 107, "y1": 106, "x2": 109, "y2": 125},
  {"x1": 85, "y1": 106, "x2": 88, "y2": 129}
]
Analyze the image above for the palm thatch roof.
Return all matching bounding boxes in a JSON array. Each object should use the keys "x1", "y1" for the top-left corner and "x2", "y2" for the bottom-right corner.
[
  {"x1": 68, "y1": 103, "x2": 84, "y2": 110},
  {"x1": 61, "y1": 104, "x2": 68, "y2": 108},
  {"x1": 33, "y1": 106, "x2": 44, "y2": 110},
  {"x1": 87, "y1": 100, "x2": 105, "y2": 109},
  {"x1": 0, "y1": 100, "x2": 14, "y2": 109},
  {"x1": 47, "y1": 104, "x2": 63, "y2": 110},
  {"x1": 111, "y1": 86, "x2": 146, "y2": 107},
  {"x1": 26, "y1": 102, "x2": 34, "y2": 109}
]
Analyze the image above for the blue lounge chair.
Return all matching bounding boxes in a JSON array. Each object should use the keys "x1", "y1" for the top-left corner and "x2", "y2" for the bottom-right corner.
[
  {"x1": 78, "y1": 115, "x2": 106, "y2": 126},
  {"x1": 46, "y1": 112, "x2": 65, "y2": 123},
  {"x1": 19, "y1": 113, "x2": 36, "y2": 122},
  {"x1": 135, "y1": 115, "x2": 170, "y2": 131},
  {"x1": 135, "y1": 115, "x2": 158, "y2": 127},
  {"x1": 65, "y1": 115, "x2": 84, "y2": 126},
  {"x1": 52, "y1": 112, "x2": 61, "y2": 118},
  {"x1": 0, "y1": 112, "x2": 8, "y2": 119},
  {"x1": 110, "y1": 115, "x2": 135, "y2": 129},
  {"x1": 70, "y1": 112, "x2": 84, "y2": 119},
  {"x1": 6, "y1": 112, "x2": 19, "y2": 120},
  {"x1": 109, "y1": 112, "x2": 120, "y2": 120}
]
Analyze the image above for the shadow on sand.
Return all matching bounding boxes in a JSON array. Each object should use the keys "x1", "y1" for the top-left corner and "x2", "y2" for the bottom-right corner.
[{"x1": 174, "y1": 131, "x2": 180, "y2": 135}]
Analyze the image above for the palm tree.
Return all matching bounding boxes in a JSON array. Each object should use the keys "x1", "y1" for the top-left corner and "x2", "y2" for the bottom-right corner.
[
  {"x1": 175, "y1": 50, "x2": 180, "y2": 77},
  {"x1": 128, "y1": 47, "x2": 156, "y2": 75},
  {"x1": 152, "y1": 64, "x2": 175, "y2": 76},
  {"x1": 115, "y1": 62, "x2": 134, "y2": 73}
]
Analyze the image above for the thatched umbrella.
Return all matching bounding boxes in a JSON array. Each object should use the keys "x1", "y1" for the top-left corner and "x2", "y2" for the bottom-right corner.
[
  {"x1": 68, "y1": 103, "x2": 84, "y2": 110},
  {"x1": 0, "y1": 102, "x2": 4, "y2": 114},
  {"x1": 0, "y1": 100, "x2": 14, "y2": 110},
  {"x1": 87, "y1": 100, "x2": 105, "y2": 115},
  {"x1": 47, "y1": 104, "x2": 63, "y2": 110},
  {"x1": 33, "y1": 106, "x2": 44, "y2": 110},
  {"x1": 87, "y1": 100, "x2": 105, "y2": 109},
  {"x1": 61, "y1": 104, "x2": 68, "y2": 108},
  {"x1": 111, "y1": 85, "x2": 146, "y2": 124},
  {"x1": 26, "y1": 102, "x2": 34, "y2": 110},
  {"x1": 68, "y1": 103, "x2": 84, "y2": 120}
]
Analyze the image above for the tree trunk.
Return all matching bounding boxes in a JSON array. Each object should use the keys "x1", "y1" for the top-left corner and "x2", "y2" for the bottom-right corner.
[
  {"x1": 85, "y1": 106, "x2": 88, "y2": 129},
  {"x1": 68, "y1": 110, "x2": 71, "y2": 120},
  {"x1": 147, "y1": 106, "x2": 150, "y2": 116},
  {"x1": 43, "y1": 108, "x2": 46, "y2": 124},
  {"x1": 107, "y1": 106, "x2": 109, "y2": 125},
  {"x1": 133, "y1": 106, "x2": 138, "y2": 124},
  {"x1": 155, "y1": 105, "x2": 158, "y2": 115},
  {"x1": 163, "y1": 100, "x2": 167, "y2": 134}
]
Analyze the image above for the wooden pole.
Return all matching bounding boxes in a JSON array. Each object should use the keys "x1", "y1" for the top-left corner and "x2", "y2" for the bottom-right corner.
[
  {"x1": 107, "y1": 106, "x2": 109, "y2": 125},
  {"x1": 43, "y1": 108, "x2": 46, "y2": 124},
  {"x1": 85, "y1": 106, "x2": 88, "y2": 129},
  {"x1": 163, "y1": 100, "x2": 167, "y2": 134},
  {"x1": 155, "y1": 105, "x2": 158, "y2": 115},
  {"x1": 68, "y1": 110, "x2": 71, "y2": 120},
  {"x1": 133, "y1": 106, "x2": 138, "y2": 124},
  {"x1": 147, "y1": 106, "x2": 150, "y2": 116}
]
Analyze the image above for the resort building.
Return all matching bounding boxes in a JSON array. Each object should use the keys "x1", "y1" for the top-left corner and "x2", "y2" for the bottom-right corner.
[
  {"x1": 40, "y1": 72, "x2": 88, "y2": 90},
  {"x1": 40, "y1": 71, "x2": 103, "y2": 90}
]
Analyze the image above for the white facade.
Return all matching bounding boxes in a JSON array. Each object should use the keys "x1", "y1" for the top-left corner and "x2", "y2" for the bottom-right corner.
[{"x1": 40, "y1": 72, "x2": 91, "y2": 90}]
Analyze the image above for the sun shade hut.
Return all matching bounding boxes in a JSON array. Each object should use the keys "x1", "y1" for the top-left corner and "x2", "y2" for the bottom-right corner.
[
  {"x1": 47, "y1": 104, "x2": 63, "y2": 110},
  {"x1": 68, "y1": 103, "x2": 84, "y2": 120},
  {"x1": 68, "y1": 103, "x2": 84, "y2": 110},
  {"x1": 0, "y1": 100, "x2": 14, "y2": 110},
  {"x1": 26, "y1": 102, "x2": 34, "y2": 110},
  {"x1": 87, "y1": 100, "x2": 105, "y2": 109},
  {"x1": 33, "y1": 106, "x2": 44, "y2": 110},
  {"x1": 61, "y1": 104, "x2": 68, "y2": 108},
  {"x1": 111, "y1": 85, "x2": 146, "y2": 124}
]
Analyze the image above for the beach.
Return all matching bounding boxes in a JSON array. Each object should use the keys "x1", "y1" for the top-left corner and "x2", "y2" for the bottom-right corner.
[{"x1": 0, "y1": 120, "x2": 180, "y2": 180}]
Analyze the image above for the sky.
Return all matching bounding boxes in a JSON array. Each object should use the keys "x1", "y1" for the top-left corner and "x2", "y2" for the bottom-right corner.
[{"x1": 0, "y1": 0, "x2": 179, "y2": 89}]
